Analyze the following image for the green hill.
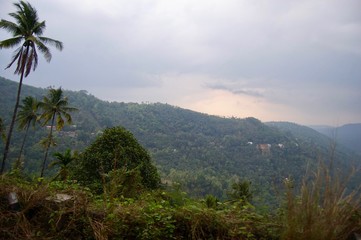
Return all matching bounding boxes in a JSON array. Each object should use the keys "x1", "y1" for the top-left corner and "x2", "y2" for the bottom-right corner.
[
  {"x1": 1, "y1": 76, "x2": 359, "y2": 202},
  {"x1": 311, "y1": 124, "x2": 361, "y2": 155}
]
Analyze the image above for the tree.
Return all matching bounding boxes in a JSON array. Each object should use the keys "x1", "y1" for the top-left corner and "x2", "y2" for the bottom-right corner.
[
  {"x1": 16, "y1": 96, "x2": 39, "y2": 163},
  {"x1": 38, "y1": 87, "x2": 77, "y2": 178},
  {"x1": 227, "y1": 180, "x2": 253, "y2": 203},
  {"x1": 73, "y1": 126, "x2": 160, "y2": 193},
  {"x1": 0, "y1": 1, "x2": 63, "y2": 174},
  {"x1": 50, "y1": 149, "x2": 75, "y2": 181}
]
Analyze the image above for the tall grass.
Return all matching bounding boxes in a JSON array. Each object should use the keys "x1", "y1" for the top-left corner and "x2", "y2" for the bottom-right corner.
[{"x1": 281, "y1": 160, "x2": 361, "y2": 240}]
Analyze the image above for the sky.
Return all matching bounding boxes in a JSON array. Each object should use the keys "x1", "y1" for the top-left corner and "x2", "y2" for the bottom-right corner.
[{"x1": 1, "y1": 0, "x2": 360, "y2": 126}]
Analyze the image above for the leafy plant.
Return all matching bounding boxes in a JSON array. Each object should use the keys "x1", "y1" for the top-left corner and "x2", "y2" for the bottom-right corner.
[{"x1": 50, "y1": 149, "x2": 76, "y2": 181}]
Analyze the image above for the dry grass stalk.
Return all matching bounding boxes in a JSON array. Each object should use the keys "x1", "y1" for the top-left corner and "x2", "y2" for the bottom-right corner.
[{"x1": 282, "y1": 160, "x2": 361, "y2": 240}]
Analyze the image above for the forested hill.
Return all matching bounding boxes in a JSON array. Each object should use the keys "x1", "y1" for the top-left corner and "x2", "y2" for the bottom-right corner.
[
  {"x1": 311, "y1": 124, "x2": 361, "y2": 155},
  {"x1": 1, "y1": 77, "x2": 360, "y2": 200}
]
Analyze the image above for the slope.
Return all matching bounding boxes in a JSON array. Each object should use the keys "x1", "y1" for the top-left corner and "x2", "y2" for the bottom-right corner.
[{"x1": 1, "y1": 76, "x2": 359, "y2": 201}]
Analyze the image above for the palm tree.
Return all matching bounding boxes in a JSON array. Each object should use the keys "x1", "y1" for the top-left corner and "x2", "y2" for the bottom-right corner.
[
  {"x1": 50, "y1": 149, "x2": 75, "y2": 181},
  {"x1": 38, "y1": 87, "x2": 77, "y2": 177},
  {"x1": 17, "y1": 96, "x2": 39, "y2": 163},
  {"x1": 0, "y1": 1, "x2": 63, "y2": 174}
]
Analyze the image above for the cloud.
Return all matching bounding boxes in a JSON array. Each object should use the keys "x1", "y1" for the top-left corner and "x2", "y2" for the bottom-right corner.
[
  {"x1": 0, "y1": 0, "x2": 360, "y2": 125},
  {"x1": 206, "y1": 82, "x2": 264, "y2": 98}
]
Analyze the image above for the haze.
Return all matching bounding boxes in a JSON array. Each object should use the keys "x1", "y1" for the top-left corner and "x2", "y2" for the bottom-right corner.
[{"x1": 1, "y1": 0, "x2": 360, "y2": 126}]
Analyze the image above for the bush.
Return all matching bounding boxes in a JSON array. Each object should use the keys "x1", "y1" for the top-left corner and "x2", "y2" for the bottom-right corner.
[{"x1": 72, "y1": 126, "x2": 160, "y2": 193}]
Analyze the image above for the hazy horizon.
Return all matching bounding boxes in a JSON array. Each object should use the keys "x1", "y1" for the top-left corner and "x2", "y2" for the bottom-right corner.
[{"x1": 2, "y1": 75, "x2": 360, "y2": 128}]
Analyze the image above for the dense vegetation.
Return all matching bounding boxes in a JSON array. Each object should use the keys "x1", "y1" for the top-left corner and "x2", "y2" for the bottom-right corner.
[
  {"x1": 1, "y1": 76, "x2": 361, "y2": 239},
  {"x1": 1, "y1": 2, "x2": 360, "y2": 238},
  {"x1": 72, "y1": 126, "x2": 160, "y2": 193},
  {"x1": 1, "y1": 77, "x2": 360, "y2": 203},
  {"x1": 1, "y1": 161, "x2": 360, "y2": 239}
]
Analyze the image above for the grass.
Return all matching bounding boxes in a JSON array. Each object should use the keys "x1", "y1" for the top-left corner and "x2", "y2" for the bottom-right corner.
[
  {"x1": 0, "y1": 160, "x2": 360, "y2": 239},
  {"x1": 281, "y1": 160, "x2": 361, "y2": 240}
]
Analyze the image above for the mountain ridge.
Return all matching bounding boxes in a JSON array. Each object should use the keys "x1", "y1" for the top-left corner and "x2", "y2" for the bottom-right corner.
[{"x1": 1, "y1": 76, "x2": 360, "y2": 200}]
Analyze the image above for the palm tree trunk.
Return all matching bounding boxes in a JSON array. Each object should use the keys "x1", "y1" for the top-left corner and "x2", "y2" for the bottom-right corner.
[
  {"x1": 40, "y1": 114, "x2": 55, "y2": 178},
  {"x1": 0, "y1": 46, "x2": 29, "y2": 174},
  {"x1": 17, "y1": 122, "x2": 30, "y2": 164}
]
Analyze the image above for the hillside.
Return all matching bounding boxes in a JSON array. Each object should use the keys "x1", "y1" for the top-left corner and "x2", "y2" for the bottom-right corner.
[
  {"x1": 311, "y1": 124, "x2": 361, "y2": 155},
  {"x1": 1, "y1": 76, "x2": 360, "y2": 201}
]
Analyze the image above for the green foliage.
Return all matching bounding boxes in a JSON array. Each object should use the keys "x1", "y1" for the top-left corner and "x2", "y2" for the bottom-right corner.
[
  {"x1": 38, "y1": 87, "x2": 77, "y2": 177},
  {"x1": 50, "y1": 149, "x2": 76, "y2": 181},
  {"x1": 1, "y1": 78, "x2": 360, "y2": 204},
  {"x1": 73, "y1": 126, "x2": 160, "y2": 193},
  {"x1": 16, "y1": 96, "x2": 40, "y2": 164},
  {"x1": 0, "y1": 1, "x2": 63, "y2": 75},
  {"x1": 205, "y1": 194, "x2": 219, "y2": 209},
  {"x1": 0, "y1": 1, "x2": 63, "y2": 174},
  {"x1": 1, "y1": 169, "x2": 360, "y2": 240},
  {"x1": 227, "y1": 180, "x2": 253, "y2": 203}
]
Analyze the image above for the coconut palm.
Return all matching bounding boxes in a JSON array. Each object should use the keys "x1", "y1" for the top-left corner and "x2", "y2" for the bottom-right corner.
[
  {"x1": 17, "y1": 96, "x2": 39, "y2": 163},
  {"x1": 50, "y1": 149, "x2": 75, "y2": 181},
  {"x1": 38, "y1": 87, "x2": 77, "y2": 177},
  {"x1": 0, "y1": 1, "x2": 63, "y2": 174}
]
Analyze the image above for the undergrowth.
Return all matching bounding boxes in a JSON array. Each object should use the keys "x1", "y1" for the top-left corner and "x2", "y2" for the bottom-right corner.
[{"x1": 0, "y1": 161, "x2": 360, "y2": 240}]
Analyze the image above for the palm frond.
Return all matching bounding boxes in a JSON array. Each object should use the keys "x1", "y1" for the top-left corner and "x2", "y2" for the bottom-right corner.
[
  {"x1": 14, "y1": 46, "x2": 27, "y2": 75},
  {"x1": 11, "y1": 1, "x2": 39, "y2": 30},
  {"x1": 2, "y1": 1, "x2": 62, "y2": 77},
  {"x1": 56, "y1": 113, "x2": 65, "y2": 130},
  {"x1": 17, "y1": 96, "x2": 39, "y2": 130},
  {"x1": 31, "y1": 44, "x2": 38, "y2": 71},
  {"x1": 32, "y1": 21, "x2": 45, "y2": 36},
  {"x1": 38, "y1": 36, "x2": 63, "y2": 51},
  {"x1": 5, "y1": 46, "x2": 22, "y2": 69},
  {"x1": 0, "y1": 36, "x2": 23, "y2": 49},
  {"x1": 0, "y1": 19, "x2": 19, "y2": 35},
  {"x1": 34, "y1": 38, "x2": 51, "y2": 61},
  {"x1": 25, "y1": 47, "x2": 34, "y2": 77}
]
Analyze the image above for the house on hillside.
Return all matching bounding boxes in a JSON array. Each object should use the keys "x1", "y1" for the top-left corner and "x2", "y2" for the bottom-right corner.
[{"x1": 257, "y1": 144, "x2": 271, "y2": 155}]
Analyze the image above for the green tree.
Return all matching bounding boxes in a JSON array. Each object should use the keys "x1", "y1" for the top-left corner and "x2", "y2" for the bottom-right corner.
[
  {"x1": 38, "y1": 87, "x2": 77, "y2": 177},
  {"x1": 50, "y1": 149, "x2": 75, "y2": 181},
  {"x1": 17, "y1": 96, "x2": 39, "y2": 163},
  {"x1": 227, "y1": 180, "x2": 253, "y2": 203},
  {"x1": 73, "y1": 126, "x2": 160, "y2": 192},
  {"x1": 0, "y1": 1, "x2": 63, "y2": 174}
]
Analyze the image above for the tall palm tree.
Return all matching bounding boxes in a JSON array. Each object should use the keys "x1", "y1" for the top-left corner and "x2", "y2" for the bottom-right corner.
[
  {"x1": 17, "y1": 96, "x2": 39, "y2": 163},
  {"x1": 50, "y1": 149, "x2": 75, "y2": 181},
  {"x1": 38, "y1": 88, "x2": 77, "y2": 177},
  {"x1": 0, "y1": 1, "x2": 63, "y2": 174}
]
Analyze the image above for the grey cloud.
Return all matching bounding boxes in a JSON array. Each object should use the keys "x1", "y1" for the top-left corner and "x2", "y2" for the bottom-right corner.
[
  {"x1": 207, "y1": 83, "x2": 264, "y2": 98},
  {"x1": 1, "y1": 0, "x2": 360, "y2": 125}
]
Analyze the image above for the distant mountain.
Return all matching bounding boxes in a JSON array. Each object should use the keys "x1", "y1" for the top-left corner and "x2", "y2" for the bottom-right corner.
[
  {"x1": 267, "y1": 121, "x2": 359, "y2": 163},
  {"x1": 311, "y1": 124, "x2": 361, "y2": 155},
  {"x1": 1, "y1": 76, "x2": 360, "y2": 202}
]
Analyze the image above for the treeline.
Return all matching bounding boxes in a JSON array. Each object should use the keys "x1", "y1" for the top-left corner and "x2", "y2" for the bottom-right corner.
[{"x1": 1, "y1": 77, "x2": 360, "y2": 203}]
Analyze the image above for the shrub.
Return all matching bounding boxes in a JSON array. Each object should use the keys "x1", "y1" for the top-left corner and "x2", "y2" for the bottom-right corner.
[{"x1": 72, "y1": 126, "x2": 160, "y2": 193}]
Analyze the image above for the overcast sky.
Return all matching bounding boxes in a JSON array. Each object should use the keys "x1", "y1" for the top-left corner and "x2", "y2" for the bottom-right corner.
[{"x1": 1, "y1": 0, "x2": 360, "y2": 126}]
